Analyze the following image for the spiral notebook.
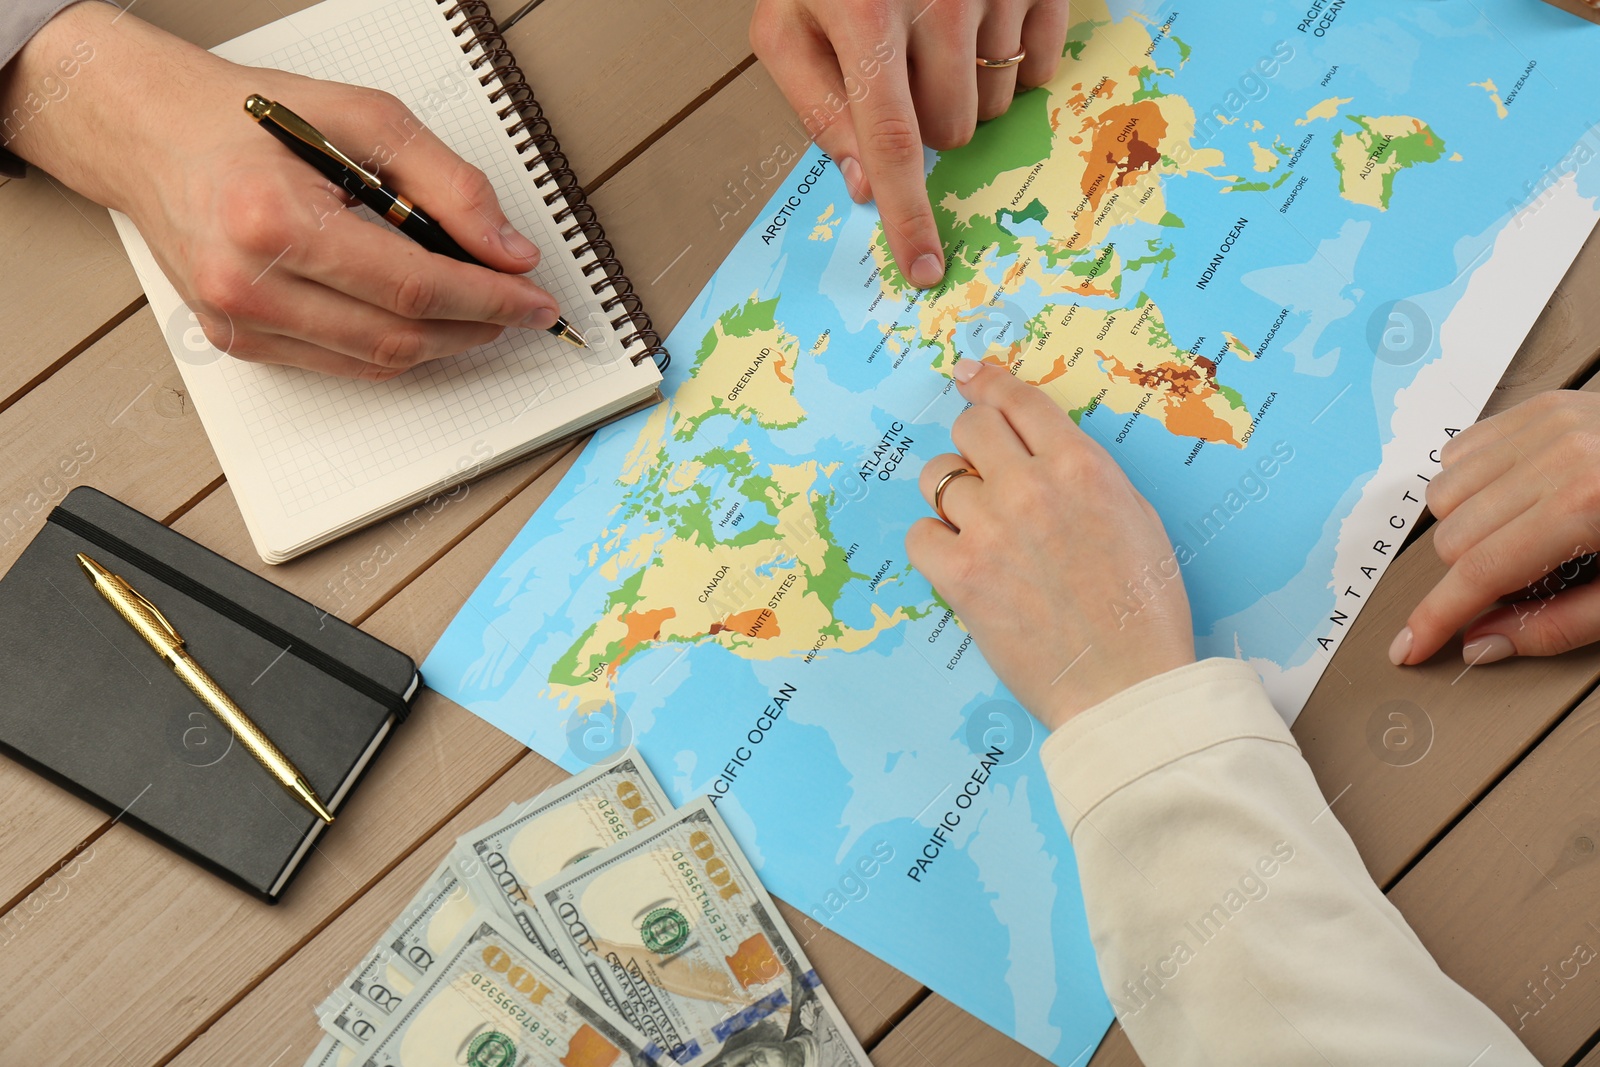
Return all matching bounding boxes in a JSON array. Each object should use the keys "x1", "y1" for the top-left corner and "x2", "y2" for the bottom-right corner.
[{"x1": 110, "y1": 0, "x2": 666, "y2": 564}]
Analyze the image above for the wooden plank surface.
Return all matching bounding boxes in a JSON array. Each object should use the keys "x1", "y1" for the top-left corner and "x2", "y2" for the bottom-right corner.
[
  {"x1": 590, "y1": 62, "x2": 811, "y2": 336},
  {"x1": 872, "y1": 991, "x2": 1059, "y2": 1067},
  {"x1": 4, "y1": 0, "x2": 1600, "y2": 1064},
  {"x1": 0, "y1": 175, "x2": 141, "y2": 410},
  {"x1": 872, "y1": 1004, "x2": 1138, "y2": 1067},
  {"x1": 0, "y1": 310, "x2": 217, "y2": 575},
  {"x1": 1481, "y1": 225, "x2": 1600, "y2": 420},
  {"x1": 506, "y1": 0, "x2": 755, "y2": 186},
  {"x1": 0, "y1": 700, "x2": 524, "y2": 1061},
  {"x1": 1390, "y1": 686, "x2": 1600, "y2": 1064}
]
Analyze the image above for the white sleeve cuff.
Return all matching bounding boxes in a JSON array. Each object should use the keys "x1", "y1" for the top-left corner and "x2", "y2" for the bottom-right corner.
[{"x1": 1039, "y1": 657, "x2": 1297, "y2": 836}]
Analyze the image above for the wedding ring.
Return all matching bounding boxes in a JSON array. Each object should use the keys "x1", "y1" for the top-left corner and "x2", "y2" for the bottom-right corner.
[
  {"x1": 976, "y1": 50, "x2": 1027, "y2": 69},
  {"x1": 934, "y1": 467, "x2": 982, "y2": 531}
]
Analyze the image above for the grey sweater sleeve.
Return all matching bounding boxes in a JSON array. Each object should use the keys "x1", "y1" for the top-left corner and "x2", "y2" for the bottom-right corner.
[{"x1": 1, "y1": 0, "x2": 113, "y2": 177}]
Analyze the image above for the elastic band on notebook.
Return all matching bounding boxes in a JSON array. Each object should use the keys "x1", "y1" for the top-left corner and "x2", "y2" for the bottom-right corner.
[{"x1": 47, "y1": 507, "x2": 412, "y2": 722}]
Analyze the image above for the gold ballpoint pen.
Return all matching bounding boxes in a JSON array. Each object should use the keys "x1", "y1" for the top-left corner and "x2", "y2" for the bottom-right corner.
[{"x1": 77, "y1": 553, "x2": 335, "y2": 823}]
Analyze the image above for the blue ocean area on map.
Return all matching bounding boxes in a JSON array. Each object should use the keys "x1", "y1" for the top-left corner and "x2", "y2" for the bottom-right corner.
[{"x1": 426, "y1": 2, "x2": 1600, "y2": 1061}]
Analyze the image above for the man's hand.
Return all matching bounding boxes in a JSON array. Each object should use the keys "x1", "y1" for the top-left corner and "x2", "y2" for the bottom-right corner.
[
  {"x1": 1394, "y1": 390, "x2": 1600, "y2": 666},
  {"x1": 2, "y1": 2, "x2": 561, "y2": 380},
  {"x1": 906, "y1": 361, "x2": 1195, "y2": 732},
  {"x1": 751, "y1": 0, "x2": 1069, "y2": 290}
]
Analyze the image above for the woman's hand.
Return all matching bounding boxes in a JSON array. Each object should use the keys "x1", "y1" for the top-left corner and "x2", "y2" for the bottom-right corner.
[
  {"x1": 2, "y1": 3, "x2": 561, "y2": 380},
  {"x1": 750, "y1": 0, "x2": 1069, "y2": 290},
  {"x1": 1394, "y1": 390, "x2": 1600, "y2": 666},
  {"x1": 906, "y1": 361, "x2": 1195, "y2": 732}
]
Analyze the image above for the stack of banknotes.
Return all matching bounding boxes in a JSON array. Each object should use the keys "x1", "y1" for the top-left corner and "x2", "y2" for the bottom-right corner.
[{"x1": 302, "y1": 748, "x2": 871, "y2": 1067}]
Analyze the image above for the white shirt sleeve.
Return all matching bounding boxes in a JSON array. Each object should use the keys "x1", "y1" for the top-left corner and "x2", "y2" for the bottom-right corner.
[{"x1": 1040, "y1": 657, "x2": 1536, "y2": 1066}]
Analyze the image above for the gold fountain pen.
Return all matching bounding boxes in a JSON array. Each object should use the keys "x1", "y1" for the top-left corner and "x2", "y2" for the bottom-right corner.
[{"x1": 77, "y1": 553, "x2": 335, "y2": 823}]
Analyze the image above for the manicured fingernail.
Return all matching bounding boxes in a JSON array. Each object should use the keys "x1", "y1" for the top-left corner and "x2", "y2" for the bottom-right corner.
[
  {"x1": 499, "y1": 223, "x2": 540, "y2": 265},
  {"x1": 909, "y1": 253, "x2": 945, "y2": 289},
  {"x1": 952, "y1": 358, "x2": 980, "y2": 384},
  {"x1": 839, "y1": 156, "x2": 867, "y2": 202},
  {"x1": 1387, "y1": 626, "x2": 1413, "y2": 666},
  {"x1": 521, "y1": 305, "x2": 558, "y2": 330},
  {"x1": 1462, "y1": 633, "x2": 1515, "y2": 665}
]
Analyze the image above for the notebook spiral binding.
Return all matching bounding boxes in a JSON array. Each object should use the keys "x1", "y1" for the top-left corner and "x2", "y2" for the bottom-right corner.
[{"x1": 436, "y1": 0, "x2": 670, "y2": 372}]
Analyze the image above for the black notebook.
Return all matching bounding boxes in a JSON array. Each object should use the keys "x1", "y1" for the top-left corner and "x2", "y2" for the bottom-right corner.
[{"x1": 0, "y1": 488, "x2": 419, "y2": 902}]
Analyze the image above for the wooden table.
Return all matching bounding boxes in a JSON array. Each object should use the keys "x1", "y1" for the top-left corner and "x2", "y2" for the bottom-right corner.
[{"x1": 3, "y1": 2, "x2": 1599, "y2": 1064}]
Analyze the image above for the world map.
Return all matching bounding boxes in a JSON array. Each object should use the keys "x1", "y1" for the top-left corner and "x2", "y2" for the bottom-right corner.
[{"x1": 425, "y1": 1, "x2": 1600, "y2": 1061}]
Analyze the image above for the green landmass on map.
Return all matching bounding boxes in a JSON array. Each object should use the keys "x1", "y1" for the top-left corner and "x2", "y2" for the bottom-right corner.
[{"x1": 1331, "y1": 114, "x2": 1446, "y2": 210}]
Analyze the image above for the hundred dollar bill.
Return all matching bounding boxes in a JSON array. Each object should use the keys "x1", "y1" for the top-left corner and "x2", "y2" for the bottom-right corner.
[
  {"x1": 383, "y1": 853, "x2": 487, "y2": 979},
  {"x1": 316, "y1": 941, "x2": 416, "y2": 1047},
  {"x1": 457, "y1": 749, "x2": 672, "y2": 967},
  {"x1": 534, "y1": 799, "x2": 870, "y2": 1067},
  {"x1": 356, "y1": 913, "x2": 653, "y2": 1067},
  {"x1": 302, "y1": 1033, "x2": 355, "y2": 1067},
  {"x1": 317, "y1": 854, "x2": 491, "y2": 1045}
]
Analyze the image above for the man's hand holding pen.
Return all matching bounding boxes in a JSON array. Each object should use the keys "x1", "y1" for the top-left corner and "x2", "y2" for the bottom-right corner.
[{"x1": 1, "y1": 2, "x2": 564, "y2": 380}]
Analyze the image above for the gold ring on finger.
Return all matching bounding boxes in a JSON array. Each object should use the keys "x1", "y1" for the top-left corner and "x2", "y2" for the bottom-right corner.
[
  {"x1": 934, "y1": 467, "x2": 983, "y2": 531},
  {"x1": 977, "y1": 50, "x2": 1027, "y2": 69}
]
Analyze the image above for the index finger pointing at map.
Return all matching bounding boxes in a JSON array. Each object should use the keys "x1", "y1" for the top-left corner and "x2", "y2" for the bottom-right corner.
[
  {"x1": 837, "y1": 33, "x2": 947, "y2": 289},
  {"x1": 952, "y1": 360, "x2": 1077, "y2": 456}
]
